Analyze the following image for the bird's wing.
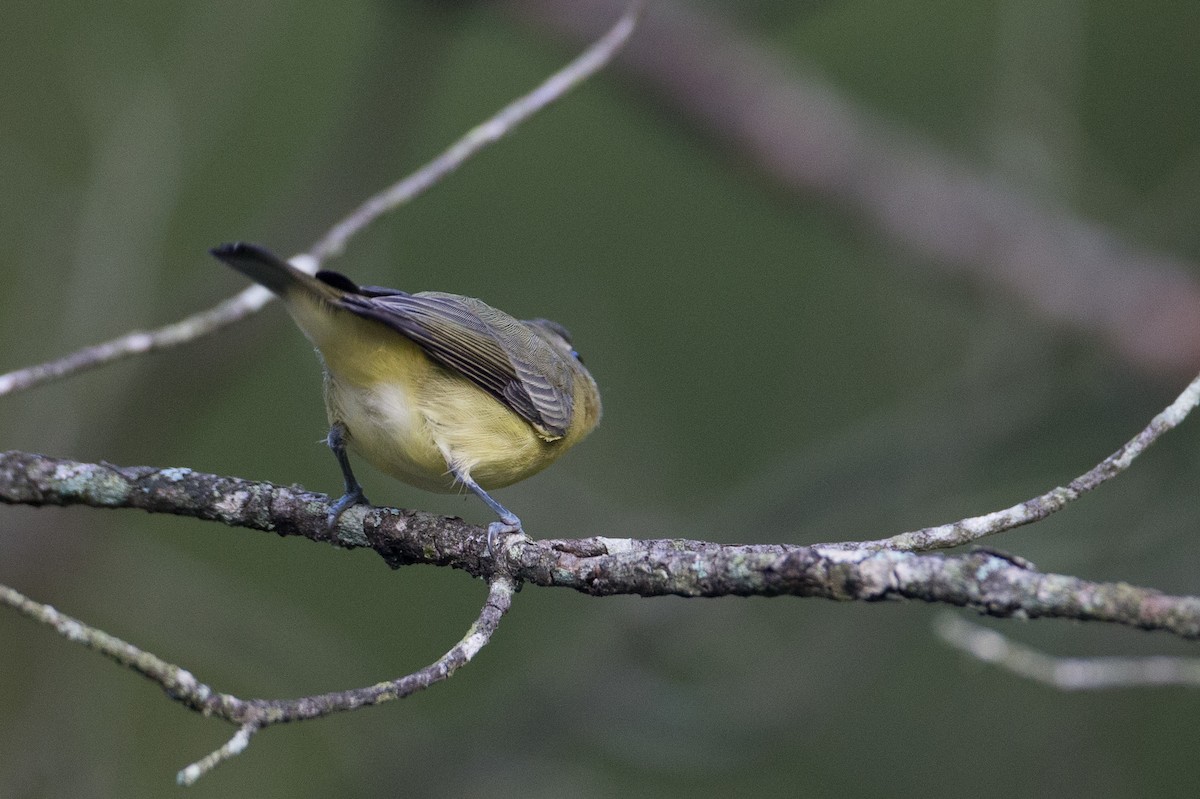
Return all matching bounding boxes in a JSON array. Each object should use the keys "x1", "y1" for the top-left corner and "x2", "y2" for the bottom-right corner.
[{"x1": 337, "y1": 288, "x2": 574, "y2": 438}]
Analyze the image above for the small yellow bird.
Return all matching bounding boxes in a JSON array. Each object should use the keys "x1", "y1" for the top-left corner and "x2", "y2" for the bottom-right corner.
[{"x1": 211, "y1": 243, "x2": 601, "y2": 549}]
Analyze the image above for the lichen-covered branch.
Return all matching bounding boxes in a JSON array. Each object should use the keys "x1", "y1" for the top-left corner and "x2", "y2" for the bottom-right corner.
[{"x1": 5, "y1": 450, "x2": 1200, "y2": 640}]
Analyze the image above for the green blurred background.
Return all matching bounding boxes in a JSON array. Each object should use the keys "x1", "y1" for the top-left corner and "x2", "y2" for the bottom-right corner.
[{"x1": 3, "y1": 1, "x2": 1200, "y2": 796}]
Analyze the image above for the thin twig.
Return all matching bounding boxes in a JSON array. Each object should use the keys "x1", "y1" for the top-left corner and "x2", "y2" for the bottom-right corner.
[
  {"x1": 0, "y1": 582, "x2": 222, "y2": 705},
  {"x1": 936, "y1": 613, "x2": 1200, "y2": 689},
  {"x1": 177, "y1": 725, "x2": 257, "y2": 787},
  {"x1": 0, "y1": 575, "x2": 516, "y2": 785},
  {"x1": 180, "y1": 575, "x2": 515, "y2": 783},
  {"x1": 821, "y1": 370, "x2": 1200, "y2": 552},
  {"x1": 0, "y1": 2, "x2": 642, "y2": 400}
]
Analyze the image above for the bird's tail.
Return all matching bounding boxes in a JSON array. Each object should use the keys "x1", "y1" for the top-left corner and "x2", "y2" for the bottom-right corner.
[{"x1": 210, "y1": 242, "x2": 336, "y2": 301}]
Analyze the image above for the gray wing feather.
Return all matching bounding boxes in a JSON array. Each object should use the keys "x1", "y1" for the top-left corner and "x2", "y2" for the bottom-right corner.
[{"x1": 339, "y1": 291, "x2": 574, "y2": 437}]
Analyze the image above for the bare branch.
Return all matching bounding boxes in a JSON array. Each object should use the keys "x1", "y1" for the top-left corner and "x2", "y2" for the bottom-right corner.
[
  {"x1": 0, "y1": 2, "x2": 641, "y2": 399},
  {"x1": 936, "y1": 613, "x2": 1200, "y2": 689},
  {"x1": 0, "y1": 581, "x2": 214, "y2": 700},
  {"x1": 823, "y1": 371, "x2": 1200, "y2": 552},
  {"x1": 1, "y1": 572, "x2": 515, "y2": 784}
]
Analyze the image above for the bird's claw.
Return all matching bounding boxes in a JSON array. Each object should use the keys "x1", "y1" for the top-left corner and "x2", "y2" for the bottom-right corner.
[
  {"x1": 327, "y1": 487, "x2": 370, "y2": 531},
  {"x1": 487, "y1": 519, "x2": 525, "y2": 555}
]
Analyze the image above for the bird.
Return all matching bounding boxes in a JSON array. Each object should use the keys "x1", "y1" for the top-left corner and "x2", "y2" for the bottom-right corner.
[{"x1": 211, "y1": 242, "x2": 601, "y2": 551}]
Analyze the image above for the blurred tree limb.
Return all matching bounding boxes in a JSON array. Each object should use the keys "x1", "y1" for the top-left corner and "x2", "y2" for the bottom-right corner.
[
  {"x1": 936, "y1": 614, "x2": 1200, "y2": 689},
  {"x1": 510, "y1": 0, "x2": 1200, "y2": 378}
]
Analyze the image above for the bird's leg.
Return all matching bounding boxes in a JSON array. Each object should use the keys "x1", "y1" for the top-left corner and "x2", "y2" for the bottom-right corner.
[
  {"x1": 450, "y1": 465, "x2": 524, "y2": 554},
  {"x1": 326, "y1": 422, "x2": 370, "y2": 528}
]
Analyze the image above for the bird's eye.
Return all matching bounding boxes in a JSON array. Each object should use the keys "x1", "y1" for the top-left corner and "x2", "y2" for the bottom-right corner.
[{"x1": 571, "y1": 349, "x2": 585, "y2": 364}]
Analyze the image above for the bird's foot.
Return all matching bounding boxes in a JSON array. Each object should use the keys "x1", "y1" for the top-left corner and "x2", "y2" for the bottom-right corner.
[
  {"x1": 327, "y1": 486, "x2": 370, "y2": 531},
  {"x1": 487, "y1": 515, "x2": 525, "y2": 556}
]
